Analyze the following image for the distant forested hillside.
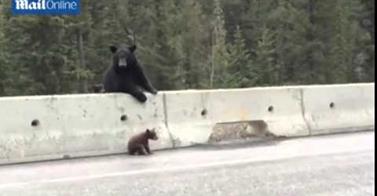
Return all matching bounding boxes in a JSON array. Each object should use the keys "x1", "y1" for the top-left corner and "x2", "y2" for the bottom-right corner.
[{"x1": 0, "y1": 0, "x2": 374, "y2": 95}]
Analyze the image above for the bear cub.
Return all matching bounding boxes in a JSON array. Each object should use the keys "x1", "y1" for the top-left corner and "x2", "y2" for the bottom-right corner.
[{"x1": 128, "y1": 128, "x2": 158, "y2": 155}]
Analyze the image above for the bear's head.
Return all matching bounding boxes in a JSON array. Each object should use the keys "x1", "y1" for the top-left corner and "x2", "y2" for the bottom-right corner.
[
  {"x1": 109, "y1": 44, "x2": 137, "y2": 70},
  {"x1": 146, "y1": 128, "x2": 158, "y2": 140}
]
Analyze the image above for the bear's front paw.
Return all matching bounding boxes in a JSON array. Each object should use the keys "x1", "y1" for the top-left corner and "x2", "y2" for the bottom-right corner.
[{"x1": 151, "y1": 89, "x2": 158, "y2": 95}]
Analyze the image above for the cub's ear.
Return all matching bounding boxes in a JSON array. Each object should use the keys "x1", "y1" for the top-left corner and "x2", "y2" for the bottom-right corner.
[
  {"x1": 110, "y1": 45, "x2": 117, "y2": 53},
  {"x1": 146, "y1": 129, "x2": 151, "y2": 133},
  {"x1": 129, "y1": 45, "x2": 136, "y2": 53}
]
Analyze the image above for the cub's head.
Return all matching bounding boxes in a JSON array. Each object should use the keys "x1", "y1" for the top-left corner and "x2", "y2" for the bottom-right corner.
[
  {"x1": 146, "y1": 128, "x2": 158, "y2": 140},
  {"x1": 109, "y1": 44, "x2": 137, "y2": 69}
]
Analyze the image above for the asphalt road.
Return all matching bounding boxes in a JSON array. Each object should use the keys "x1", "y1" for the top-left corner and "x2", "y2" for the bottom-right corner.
[{"x1": 0, "y1": 131, "x2": 374, "y2": 196}]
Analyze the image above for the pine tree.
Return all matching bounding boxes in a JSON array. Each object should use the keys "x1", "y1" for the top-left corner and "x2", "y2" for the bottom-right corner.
[
  {"x1": 326, "y1": 0, "x2": 361, "y2": 83},
  {"x1": 175, "y1": 0, "x2": 209, "y2": 89},
  {"x1": 0, "y1": 5, "x2": 6, "y2": 95},
  {"x1": 358, "y1": 0, "x2": 375, "y2": 82},
  {"x1": 253, "y1": 26, "x2": 278, "y2": 86},
  {"x1": 210, "y1": 0, "x2": 229, "y2": 88},
  {"x1": 223, "y1": 26, "x2": 255, "y2": 88}
]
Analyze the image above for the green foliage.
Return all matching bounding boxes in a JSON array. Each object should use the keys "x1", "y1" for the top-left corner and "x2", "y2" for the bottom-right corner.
[
  {"x1": 0, "y1": 0, "x2": 374, "y2": 96},
  {"x1": 224, "y1": 26, "x2": 255, "y2": 88},
  {"x1": 210, "y1": 0, "x2": 229, "y2": 88}
]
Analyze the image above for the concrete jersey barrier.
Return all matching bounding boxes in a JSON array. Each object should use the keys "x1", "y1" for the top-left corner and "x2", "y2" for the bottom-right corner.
[
  {"x1": 0, "y1": 93, "x2": 172, "y2": 164},
  {"x1": 0, "y1": 83, "x2": 374, "y2": 164},
  {"x1": 301, "y1": 83, "x2": 374, "y2": 135},
  {"x1": 164, "y1": 87, "x2": 309, "y2": 147}
]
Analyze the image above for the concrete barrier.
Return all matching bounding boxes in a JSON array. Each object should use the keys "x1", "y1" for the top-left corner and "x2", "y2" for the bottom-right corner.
[
  {"x1": 208, "y1": 87, "x2": 309, "y2": 137},
  {"x1": 164, "y1": 87, "x2": 309, "y2": 147},
  {"x1": 301, "y1": 83, "x2": 374, "y2": 135},
  {"x1": 163, "y1": 90, "x2": 214, "y2": 147},
  {"x1": 0, "y1": 93, "x2": 172, "y2": 164},
  {"x1": 0, "y1": 83, "x2": 374, "y2": 164},
  {"x1": 164, "y1": 83, "x2": 374, "y2": 147}
]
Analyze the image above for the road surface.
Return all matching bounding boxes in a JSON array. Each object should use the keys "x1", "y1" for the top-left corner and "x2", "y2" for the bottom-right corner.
[{"x1": 0, "y1": 131, "x2": 374, "y2": 196}]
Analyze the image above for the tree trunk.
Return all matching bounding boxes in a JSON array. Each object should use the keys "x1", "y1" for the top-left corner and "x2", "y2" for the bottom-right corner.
[{"x1": 77, "y1": 28, "x2": 87, "y2": 93}]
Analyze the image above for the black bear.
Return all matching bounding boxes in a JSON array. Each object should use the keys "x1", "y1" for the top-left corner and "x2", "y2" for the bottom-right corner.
[
  {"x1": 128, "y1": 128, "x2": 158, "y2": 155},
  {"x1": 103, "y1": 43, "x2": 157, "y2": 102},
  {"x1": 91, "y1": 83, "x2": 104, "y2": 93}
]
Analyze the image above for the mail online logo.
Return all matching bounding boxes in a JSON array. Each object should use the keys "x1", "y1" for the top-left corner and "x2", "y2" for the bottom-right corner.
[{"x1": 12, "y1": 0, "x2": 80, "y2": 15}]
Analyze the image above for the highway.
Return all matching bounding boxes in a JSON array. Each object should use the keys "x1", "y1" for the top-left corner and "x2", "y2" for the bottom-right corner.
[{"x1": 0, "y1": 131, "x2": 374, "y2": 196}]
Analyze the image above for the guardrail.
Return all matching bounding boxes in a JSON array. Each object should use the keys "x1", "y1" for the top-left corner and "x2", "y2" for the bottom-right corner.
[{"x1": 0, "y1": 83, "x2": 374, "y2": 164}]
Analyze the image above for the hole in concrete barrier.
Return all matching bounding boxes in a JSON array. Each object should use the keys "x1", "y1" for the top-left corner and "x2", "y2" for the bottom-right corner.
[
  {"x1": 31, "y1": 119, "x2": 40, "y2": 127},
  {"x1": 209, "y1": 120, "x2": 275, "y2": 143},
  {"x1": 201, "y1": 109, "x2": 208, "y2": 116},
  {"x1": 268, "y1": 106, "x2": 274, "y2": 112},
  {"x1": 329, "y1": 102, "x2": 335, "y2": 109},
  {"x1": 120, "y1": 114, "x2": 128, "y2": 122}
]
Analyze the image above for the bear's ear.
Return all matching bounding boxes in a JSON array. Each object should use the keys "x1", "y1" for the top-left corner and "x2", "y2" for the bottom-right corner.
[
  {"x1": 110, "y1": 46, "x2": 117, "y2": 54},
  {"x1": 146, "y1": 129, "x2": 151, "y2": 134},
  {"x1": 129, "y1": 45, "x2": 136, "y2": 53}
]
